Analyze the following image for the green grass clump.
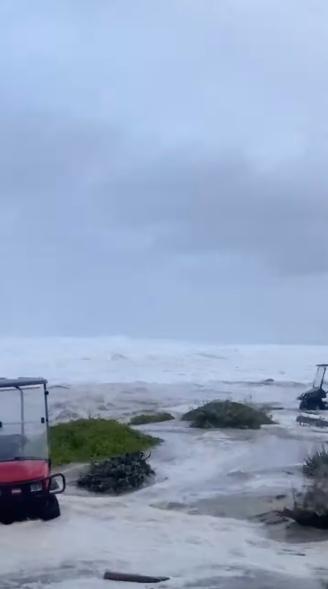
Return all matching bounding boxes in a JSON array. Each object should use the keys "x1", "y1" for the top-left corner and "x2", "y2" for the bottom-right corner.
[
  {"x1": 182, "y1": 400, "x2": 273, "y2": 430},
  {"x1": 303, "y1": 446, "x2": 328, "y2": 479},
  {"x1": 50, "y1": 418, "x2": 160, "y2": 465},
  {"x1": 129, "y1": 412, "x2": 174, "y2": 426}
]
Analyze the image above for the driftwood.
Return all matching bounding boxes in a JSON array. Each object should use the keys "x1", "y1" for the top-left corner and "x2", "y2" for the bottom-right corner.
[
  {"x1": 282, "y1": 479, "x2": 328, "y2": 529},
  {"x1": 104, "y1": 571, "x2": 170, "y2": 583},
  {"x1": 282, "y1": 507, "x2": 328, "y2": 529}
]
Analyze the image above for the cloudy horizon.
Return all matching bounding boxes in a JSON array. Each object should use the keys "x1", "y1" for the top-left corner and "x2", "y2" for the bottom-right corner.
[{"x1": 0, "y1": 1, "x2": 328, "y2": 344}]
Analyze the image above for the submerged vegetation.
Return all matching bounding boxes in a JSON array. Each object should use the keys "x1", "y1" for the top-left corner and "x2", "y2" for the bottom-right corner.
[
  {"x1": 50, "y1": 418, "x2": 160, "y2": 465},
  {"x1": 303, "y1": 446, "x2": 328, "y2": 479},
  {"x1": 283, "y1": 446, "x2": 328, "y2": 528},
  {"x1": 182, "y1": 400, "x2": 273, "y2": 430},
  {"x1": 129, "y1": 412, "x2": 174, "y2": 425},
  {"x1": 77, "y1": 451, "x2": 154, "y2": 495}
]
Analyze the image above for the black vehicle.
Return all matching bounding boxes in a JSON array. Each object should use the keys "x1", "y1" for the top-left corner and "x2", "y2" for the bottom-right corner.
[
  {"x1": 0, "y1": 378, "x2": 65, "y2": 524},
  {"x1": 298, "y1": 364, "x2": 328, "y2": 411}
]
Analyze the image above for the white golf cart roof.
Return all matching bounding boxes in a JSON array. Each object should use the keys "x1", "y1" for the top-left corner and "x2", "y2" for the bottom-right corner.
[{"x1": 0, "y1": 378, "x2": 47, "y2": 389}]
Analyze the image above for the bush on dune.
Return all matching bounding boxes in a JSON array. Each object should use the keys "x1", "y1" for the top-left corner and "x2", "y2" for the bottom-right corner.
[
  {"x1": 50, "y1": 418, "x2": 160, "y2": 465},
  {"x1": 182, "y1": 400, "x2": 274, "y2": 430}
]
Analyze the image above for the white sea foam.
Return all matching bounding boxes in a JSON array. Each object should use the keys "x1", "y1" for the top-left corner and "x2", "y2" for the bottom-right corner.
[{"x1": 0, "y1": 336, "x2": 326, "y2": 384}]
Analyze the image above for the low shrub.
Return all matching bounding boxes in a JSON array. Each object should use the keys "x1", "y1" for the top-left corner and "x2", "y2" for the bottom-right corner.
[{"x1": 129, "y1": 412, "x2": 174, "y2": 426}]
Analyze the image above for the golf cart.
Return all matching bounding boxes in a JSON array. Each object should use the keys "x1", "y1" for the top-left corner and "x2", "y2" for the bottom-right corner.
[
  {"x1": 0, "y1": 378, "x2": 65, "y2": 524},
  {"x1": 298, "y1": 364, "x2": 328, "y2": 411}
]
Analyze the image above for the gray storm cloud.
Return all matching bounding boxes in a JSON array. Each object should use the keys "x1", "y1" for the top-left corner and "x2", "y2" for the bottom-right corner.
[
  {"x1": 0, "y1": 0, "x2": 327, "y2": 342},
  {"x1": 99, "y1": 153, "x2": 328, "y2": 276}
]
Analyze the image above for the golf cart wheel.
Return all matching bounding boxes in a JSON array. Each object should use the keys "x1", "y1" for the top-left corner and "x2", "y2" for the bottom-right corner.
[
  {"x1": 40, "y1": 495, "x2": 60, "y2": 521},
  {"x1": 0, "y1": 513, "x2": 15, "y2": 525}
]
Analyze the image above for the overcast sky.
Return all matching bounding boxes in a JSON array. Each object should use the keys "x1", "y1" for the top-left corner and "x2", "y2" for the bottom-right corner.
[{"x1": 0, "y1": 0, "x2": 328, "y2": 343}]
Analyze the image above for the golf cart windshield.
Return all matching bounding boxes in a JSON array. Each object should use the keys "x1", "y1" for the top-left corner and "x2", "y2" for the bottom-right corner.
[
  {"x1": 0, "y1": 384, "x2": 48, "y2": 462},
  {"x1": 313, "y1": 366, "x2": 328, "y2": 390}
]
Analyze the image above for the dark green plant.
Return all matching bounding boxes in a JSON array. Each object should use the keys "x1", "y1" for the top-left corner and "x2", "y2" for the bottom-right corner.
[
  {"x1": 129, "y1": 412, "x2": 174, "y2": 426},
  {"x1": 182, "y1": 400, "x2": 273, "y2": 430},
  {"x1": 78, "y1": 451, "x2": 155, "y2": 495}
]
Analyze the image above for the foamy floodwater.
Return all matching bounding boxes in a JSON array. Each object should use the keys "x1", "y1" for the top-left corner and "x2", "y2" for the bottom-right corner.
[{"x1": 0, "y1": 339, "x2": 328, "y2": 587}]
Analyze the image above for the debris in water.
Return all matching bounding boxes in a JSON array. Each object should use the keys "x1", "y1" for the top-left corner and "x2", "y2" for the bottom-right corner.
[
  {"x1": 297, "y1": 414, "x2": 328, "y2": 428},
  {"x1": 103, "y1": 570, "x2": 170, "y2": 583}
]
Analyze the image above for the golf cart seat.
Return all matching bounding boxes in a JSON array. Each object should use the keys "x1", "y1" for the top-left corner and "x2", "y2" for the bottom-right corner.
[
  {"x1": 297, "y1": 364, "x2": 328, "y2": 411},
  {"x1": 298, "y1": 390, "x2": 327, "y2": 411},
  {"x1": 0, "y1": 434, "x2": 27, "y2": 461}
]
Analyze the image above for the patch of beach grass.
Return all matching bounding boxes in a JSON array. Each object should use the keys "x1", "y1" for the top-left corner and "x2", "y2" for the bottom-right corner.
[{"x1": 50, "y1": 418, "x2": 160, "y2": 465}]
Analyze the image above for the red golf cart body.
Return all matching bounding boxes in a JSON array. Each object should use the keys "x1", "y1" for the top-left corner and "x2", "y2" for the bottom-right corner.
[{"x1": 0, "y1": 378, "x2": 65, "y2": 524}]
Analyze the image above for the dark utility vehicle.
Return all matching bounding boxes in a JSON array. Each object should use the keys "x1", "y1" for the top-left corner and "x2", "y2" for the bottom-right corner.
[
  {"x1": 0, "y1": 378, "x2": 65, "y2": 524},
  {"x1": 298, "y1": 364, "x2": 328, "y2": 411}
]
